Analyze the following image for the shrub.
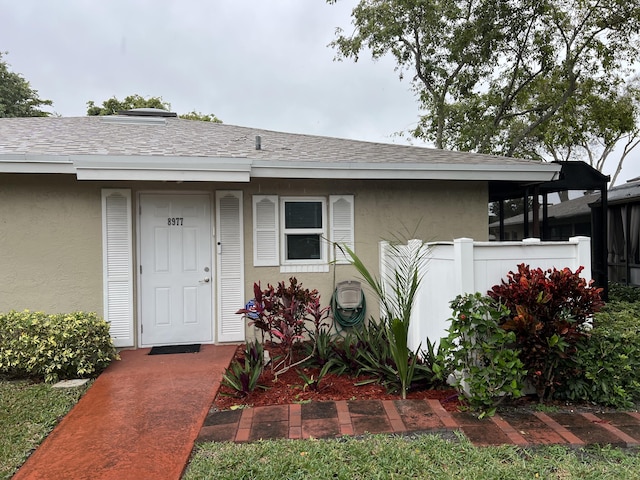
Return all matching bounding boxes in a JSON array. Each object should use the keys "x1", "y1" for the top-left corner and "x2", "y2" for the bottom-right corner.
[
  {"x1": 557, "y1": 300, "x2": 640, "y2": 408},
  {"x1": 343, "y1": 240, "x2": 430, "y2": 399},
  {"x1": 488, "y1": 264, "x2": 603, "y2": 401},
  {"x1": 221, "y1": 340, "x2": 265, "y2": 398},
  {"x1": 439, "y1": 293, "x2": 525, "y2": 417},
  {"x1": 327, "y1": 320, "x2": 438, "y2": 393},
  {"x1": 0, "y1": 310, "x2": 118, "y2": 383},
  {"x1": 237, "y1": 278, "x2": 328, "y2": 370},
  {"x1": 608, "y1": 282, "x2": 640, "y2": 303}
]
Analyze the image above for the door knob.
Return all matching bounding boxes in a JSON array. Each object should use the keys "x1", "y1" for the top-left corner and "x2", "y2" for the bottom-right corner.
[{"x1": 201, "y1": 277, "x2": 210, "y2": 283}]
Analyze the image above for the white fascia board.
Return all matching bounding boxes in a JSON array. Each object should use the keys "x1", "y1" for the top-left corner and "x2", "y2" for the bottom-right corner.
[
  {"x1": 250, "y1": 161, "x2": 561, "y2": 182},
  {"x1": 73, "y1": 155, "x2": 252, "y2": 182},
  {"x1": 0, "y1": 154, "x2": 75, "y2": 174}
]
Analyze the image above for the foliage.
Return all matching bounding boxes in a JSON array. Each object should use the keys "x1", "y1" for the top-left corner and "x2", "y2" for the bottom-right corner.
[
  {"x1": 220, "y1": 340, "x2": 265, "y2": 398},
  {"x1": 0, "y1": 379, "x2": 90, "y2": 479},
  {"x1": 343, "y1": 240, "x2": 430, "y2": 399},
  {"x1": 608, "y1": 282, "x2": 640, "y2": 303},
  {"x1": 0, "y1": 52, "x2": 52, "y2": 117},
  {"x1": 0, "y1": 311, "x2": 119, "y2": 383},
  {"x1": 237, "y1": 278, "x2": 331, "y2": 375},
  {"x1": 179, "y1": 110, "x2": 222, "y2": 123},
  {"x1": 439, "y1": 293, "x2": 525, "y2": 417},
  {"x1": 186, "y1": 433, "x2": 640, "y2": 479},
  {"x1": 297, "y1": 362, "x2": 333, "y2": 392},
  {"x1": 86, "y1": 94, "x2": 170, "y2": 115},
  {"x1": 327, "y1": 320, "x2": 438, "y2": 394},
  {"x1": 86, "y1": 94, "x2": 222, "y2": 122},
  {"x1": 532, "y1": 77, "x2": 640, "y2": 185},
  {"x1": 488, "y1": 264, "x2": 604, "y2": 400},
  {"x1": 302, "y1": 328, "x2": 334, "y2": 368},
  {"x1": 331, "y1": 0, "x2": 640, "y2": 176},
  {"x1": 557, "y1": 300, "x2": 640, "y2": 408}
]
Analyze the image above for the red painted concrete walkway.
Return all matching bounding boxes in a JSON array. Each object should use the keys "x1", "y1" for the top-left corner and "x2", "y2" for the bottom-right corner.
[{"x1": 13, "y1": 344, "x2": 237, "y2": 480}]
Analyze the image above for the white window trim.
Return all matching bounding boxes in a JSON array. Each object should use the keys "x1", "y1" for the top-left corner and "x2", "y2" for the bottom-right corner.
[{"x1": 280, "y1": 196, "x2": 328, "y2": 267}]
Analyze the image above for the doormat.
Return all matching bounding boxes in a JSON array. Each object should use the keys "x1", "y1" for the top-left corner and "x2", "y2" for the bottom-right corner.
[{"x1": 149, "y1": 344, "x2": 201, "y2": 355}]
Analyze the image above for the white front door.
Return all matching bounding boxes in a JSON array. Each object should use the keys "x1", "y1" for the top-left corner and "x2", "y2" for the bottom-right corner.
[{"x1": 139, "y1": 193, "x2": 213, "y2": 346}]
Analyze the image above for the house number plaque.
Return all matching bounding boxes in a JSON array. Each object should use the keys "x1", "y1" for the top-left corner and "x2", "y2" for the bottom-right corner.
[{"x1": 167, "y1": 217, "x2": 184, "y2": 226}]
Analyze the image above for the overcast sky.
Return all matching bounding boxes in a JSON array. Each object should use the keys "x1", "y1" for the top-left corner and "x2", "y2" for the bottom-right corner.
[{"x1": 0, "y1": 0, "x2": 636, "y2": 185}]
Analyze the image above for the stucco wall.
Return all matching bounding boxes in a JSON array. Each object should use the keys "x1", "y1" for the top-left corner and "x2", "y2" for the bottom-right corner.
[
  {"x1": 0, "y1": 175, "x2": 488, "y2": 342},
  {"x1": 0, "y1": 174, "x2": 103, "y2": 313},
  {"x1": 241, "y1": 179, "x2": 488, "y2": 336}
]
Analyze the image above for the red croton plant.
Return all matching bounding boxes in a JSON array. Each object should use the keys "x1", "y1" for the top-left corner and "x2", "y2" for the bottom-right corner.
[{"x1": 488, "y1": 264, "x2": 604, "y2": 401}]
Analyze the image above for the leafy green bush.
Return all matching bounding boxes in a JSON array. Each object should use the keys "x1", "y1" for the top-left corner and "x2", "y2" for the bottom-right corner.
[
  {"x1": 558, "y1": 300, "x2": 640, "y2": 408},
  {"x1": 608, "y1": 282, "x2": 640, "y2": 303},
  {"x1": 439, "y1": 293, "x2": 525, "y2": 417},
  {"x1": 488, "y1": 264, "x2": 603, "y2": 400},
  {"x1": 343, "y1": 240, "x2": 430, "y2": 399},
  {"x1": 0, "y1": 310, "x2": 118, "y2": 383},
  {"x1": 328, "y1": 320, "x2": 438, "y2": 393}
]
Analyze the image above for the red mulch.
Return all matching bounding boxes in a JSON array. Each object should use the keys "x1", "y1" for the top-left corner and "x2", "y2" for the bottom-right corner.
[{"x1": 213, "y1": 344, "x2": 463, "y2": 412}]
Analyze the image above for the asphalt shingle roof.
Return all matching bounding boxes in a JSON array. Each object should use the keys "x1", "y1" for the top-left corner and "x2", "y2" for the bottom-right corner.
[{"x1": 0, "y1": 115, "x2": 547, "y2": 166}]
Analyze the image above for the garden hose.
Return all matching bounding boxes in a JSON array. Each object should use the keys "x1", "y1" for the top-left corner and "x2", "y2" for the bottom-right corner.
[{"x1": 330, "y1": 289, "x2": 366, "y2": 330}]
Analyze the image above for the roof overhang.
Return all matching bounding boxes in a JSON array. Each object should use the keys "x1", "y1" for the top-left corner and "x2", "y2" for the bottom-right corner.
[
  {"x1": 0, "y1": 154, "x2": 560, "y2": 182},
  {"x1": 0, "y1": 154, "x2": 252, "y2": 182},
  {"x1": 250, "y1": 160, "x2": 561, "y2": 181},
  {"x1": 72, "y1": 155, "x2": 252, "y2": 182},
  {"x1": 0, "y1": 154, "x2": 76, "y2": 174}
]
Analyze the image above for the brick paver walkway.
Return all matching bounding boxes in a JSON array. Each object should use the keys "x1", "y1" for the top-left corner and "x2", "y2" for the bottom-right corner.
[{"x1": 198, "y1": 399, "x2": 640, "y2": 448}]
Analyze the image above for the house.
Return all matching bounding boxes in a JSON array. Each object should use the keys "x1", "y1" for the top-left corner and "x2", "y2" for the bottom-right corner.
[{"x1": 0, "y1": 109, "x2": 560, "y2": 348}]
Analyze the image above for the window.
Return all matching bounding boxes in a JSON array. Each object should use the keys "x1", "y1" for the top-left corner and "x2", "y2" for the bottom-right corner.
[
  {"x1": 252, "y1": 194, "x2": 354, "y2": 272},
  {"x1": 282, "y1": 198, "x2": 326, "y2": 262}
]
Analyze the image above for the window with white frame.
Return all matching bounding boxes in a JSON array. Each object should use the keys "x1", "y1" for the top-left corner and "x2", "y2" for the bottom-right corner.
[
  {"x1": 252, "y1": 194, "x2": 354, "y2": 272},
  {"x1": 282, "y1": 198, "x2": 326, "y2": 262}
]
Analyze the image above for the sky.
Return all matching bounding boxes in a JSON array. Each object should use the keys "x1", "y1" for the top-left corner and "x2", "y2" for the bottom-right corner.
[{"x1": 0, "y1": 0, "x2": 636, "y2": 185}]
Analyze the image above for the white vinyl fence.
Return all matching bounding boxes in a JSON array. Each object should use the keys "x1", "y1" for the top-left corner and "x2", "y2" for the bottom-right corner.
[{"x1": 379, "y1": 237, "x2": 592, "y2": 352}]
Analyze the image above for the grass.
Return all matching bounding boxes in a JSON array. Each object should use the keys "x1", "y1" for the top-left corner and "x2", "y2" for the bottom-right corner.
[
  {"x1": 184, "y1": 434, "x2": 640, "y2": 479},
  {"x1": 0, "y1": 378, "x2": 90, "y2": 479}
]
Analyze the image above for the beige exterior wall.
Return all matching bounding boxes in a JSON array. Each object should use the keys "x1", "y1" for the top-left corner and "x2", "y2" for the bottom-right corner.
[
  {"x1": 0, "y1": 174, "x2": 103, "y2": 313},
  {"x1": 1, "y1": 174, "x2": 487, "y2": 343},
  {"x1": 240, "y1": 179, "x2": 488, "y2": 337}
]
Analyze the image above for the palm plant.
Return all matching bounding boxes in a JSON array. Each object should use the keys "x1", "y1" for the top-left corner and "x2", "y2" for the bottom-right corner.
[{"x1": 343, "y1": 239, "x2": 430, "y2": 398}]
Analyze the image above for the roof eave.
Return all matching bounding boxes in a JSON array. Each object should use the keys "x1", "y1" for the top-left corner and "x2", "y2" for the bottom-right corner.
[
  {"x1": 0, "y1": 154, "x2": 561, "y2": 182},
  {"x1": 250, "y1": 161, "x2": 561, "y2": 181}
]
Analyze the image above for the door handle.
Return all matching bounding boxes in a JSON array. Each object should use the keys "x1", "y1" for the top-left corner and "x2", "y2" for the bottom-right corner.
[{"x1": 200, "y1": 277, "x2": 210, "y2": 284}]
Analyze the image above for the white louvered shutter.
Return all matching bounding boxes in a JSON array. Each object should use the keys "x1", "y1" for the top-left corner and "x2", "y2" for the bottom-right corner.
[
  {"x1": 330, "y1": 195, "x2": 355, "y2": 264},
  {"x1": 252, "y1": 195, "x2": 279, "y2": 266},
  {"x1": 216, "y1": 191, "x2": 245, "y2": 342},
  {"x1": 101, "y1": 189, "x2": 134, "y2": 347}
]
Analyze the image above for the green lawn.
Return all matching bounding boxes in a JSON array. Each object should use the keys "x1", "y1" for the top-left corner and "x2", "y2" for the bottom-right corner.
[
  {"x1": 0, "y1": 379, "x2": 90, "y2": 480},
  {"x1": 185, "y1": 434, "x2": 640, "y2": 480}
]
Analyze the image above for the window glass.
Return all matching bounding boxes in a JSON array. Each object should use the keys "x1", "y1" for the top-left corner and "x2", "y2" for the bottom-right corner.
[
  {"x1": 286, "y1": 234, "x2": 321, "y2": 260},
  {"x1": 285, "y1": 202, "x2": 322, "y2": 229}
]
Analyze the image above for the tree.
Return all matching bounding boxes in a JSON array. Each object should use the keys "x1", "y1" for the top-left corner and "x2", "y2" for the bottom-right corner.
[
  {"x1": 86, "y1": 94, "x2": 222, "y2": 123},
  {"x1": 86, "y1": 94, "x2": 170, "y2": 115},
  {"x1": 0, "y1": 52, "x2": 52, "y2": 117},
  {"x1": 331, "y1": 0, "x2": 640, "y2": 177},
  {"x1": 532, "y1": 77, "x2": 640, "y2": 186},
  {"x1": 179, "y1": 110, "x2": 222, "y2": 123}
]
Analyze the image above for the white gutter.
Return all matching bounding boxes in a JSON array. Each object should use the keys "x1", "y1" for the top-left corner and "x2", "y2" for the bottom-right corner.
[
  {"x1": 0, "y1": 154, "x2": 560, "y2": 183},
  {"x1": 250, "y1": 160, "x2": 561, "y2": 182}
]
